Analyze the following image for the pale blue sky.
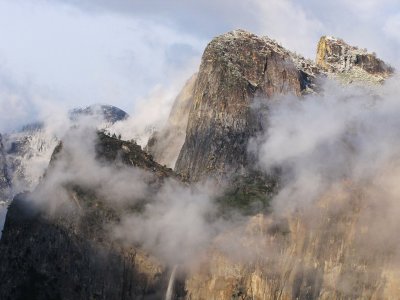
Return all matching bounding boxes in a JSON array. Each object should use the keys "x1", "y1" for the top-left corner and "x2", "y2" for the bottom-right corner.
[{"x1": 0, "y1": 0, "x2": 399, "y2": 131}]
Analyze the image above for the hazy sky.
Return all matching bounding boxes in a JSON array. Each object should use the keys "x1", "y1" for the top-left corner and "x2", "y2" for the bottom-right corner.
[{"x1": 0, "y1": 0, "x2": 399, "y2": 131}]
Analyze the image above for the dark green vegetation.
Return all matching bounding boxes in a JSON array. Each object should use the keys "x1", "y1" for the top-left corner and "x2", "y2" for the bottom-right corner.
[{"x1": 216, "y1": 171, "x2": 278, "y2": 215}]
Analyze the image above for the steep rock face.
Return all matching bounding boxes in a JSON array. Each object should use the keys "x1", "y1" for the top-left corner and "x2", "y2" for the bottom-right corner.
[
  {"x1": 185, "y1": 184, "x2": 400, "y2": 299},
  {"x1": 0, "y1": 132, "x2": 175, "y2": 300},
  {"x1": 175, "y1": 30, "x2": 319, "y2": 181},
  {"x1": 0, "y1": 194, "x2": 164, "y2": 300},
  {"x1": 316, "y1": 36, "x2": 393, "y2": 84},
  {"x1": 146, "y1": 74, "x2": 197, "y2": 168}
]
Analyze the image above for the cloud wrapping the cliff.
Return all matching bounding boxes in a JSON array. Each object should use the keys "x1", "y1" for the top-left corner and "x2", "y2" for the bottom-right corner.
[
  {"x1": 113, "y1": 181, "x2": 229, "y2": 266},
  {"x1": 250, "y1": 77, "x2": 400, "y2": 267},
  {"x1": 254, "y1": 78, "x2": 400, "y2": 212},
  {"x1": 28, "y1": 122, "x2": 232, "y2": 267},
  {"x1": 18, "y1": 66, "x2": 400, "y2": 287},
  {"x1": 107, "y1": 83, "x2": 185, "y2": 147},
  {"x1": 7, "y1": 51, "x2": 400, "y2": 298}
]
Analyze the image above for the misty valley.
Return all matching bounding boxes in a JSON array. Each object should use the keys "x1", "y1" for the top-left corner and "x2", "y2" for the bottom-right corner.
[{"x1": 1, "y1": 29, "x2": 400, "y2": 300}]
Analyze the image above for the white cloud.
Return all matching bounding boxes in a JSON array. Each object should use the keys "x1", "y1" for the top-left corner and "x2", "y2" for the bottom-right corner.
[
  {"x1": 0, "y1": 0, "x2": 204, "y2": 131},
  {"x1": 252, "y1": 0, "x2": 325, "y2": 59},
  {"x1": 253, "y1": 76, "x2": 400, "y2": 213},
  {"x1": 0, "y1": 0, "x2": 399, "y2": 133},
  {"x1": 384, "y1": 13, "x2": 400, "y2": 41}
]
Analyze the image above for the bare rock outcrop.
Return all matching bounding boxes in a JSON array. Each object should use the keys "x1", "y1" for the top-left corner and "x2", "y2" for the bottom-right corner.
[{"x1": 316, "y1": 36, "x2": 393, "y2": 84}]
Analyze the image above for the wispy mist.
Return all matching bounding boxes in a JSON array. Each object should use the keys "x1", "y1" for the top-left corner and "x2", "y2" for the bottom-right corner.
[
  {"x1": 254, "y1": 77, "x2": 400, "y2": 213},
  {"x1": 27, "y1": 122, "x2": 232, "y2": 268}
]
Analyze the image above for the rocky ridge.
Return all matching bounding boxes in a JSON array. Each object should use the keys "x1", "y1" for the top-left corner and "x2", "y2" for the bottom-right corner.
[
  {"x1": 0, "y1": 132, "x2": 177, "y2": 300},
  {"x1": 316, "y1": 36, "x2": 393, "y2": 84},
  {"x1": 1, "y1": 104, "x2": 129, "y2": 201}
]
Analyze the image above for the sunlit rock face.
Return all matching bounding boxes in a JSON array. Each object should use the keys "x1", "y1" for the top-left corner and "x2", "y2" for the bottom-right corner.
[
  {"x1": 146, "y1": 74, "x2": 197, "y2": 168},
  {"x1": 175, "y1": 30, "x2": 319, "y2": 182},
  {"x1": 316, "y1": 36, "x2": 394, "y2": 84}
]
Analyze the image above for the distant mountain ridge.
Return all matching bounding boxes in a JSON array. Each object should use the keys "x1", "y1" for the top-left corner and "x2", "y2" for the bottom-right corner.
[
  {"x1": 69, "y1": 104, "x2": 129, "y2": 124},
  {"x1": 0, "y1": 104, "x2": 129, "y2": 205}
]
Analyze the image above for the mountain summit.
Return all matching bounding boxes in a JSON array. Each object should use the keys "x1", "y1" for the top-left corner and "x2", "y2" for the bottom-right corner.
[
  {"x1": 174, "y1": 30, "x2": 321, "y2": 181},
  {"x1": 0, "y1": 104, "x2": 129, "y2": 205},
  {"x1": 69, "y1": 104, "x2": 129, "y2": 124}
]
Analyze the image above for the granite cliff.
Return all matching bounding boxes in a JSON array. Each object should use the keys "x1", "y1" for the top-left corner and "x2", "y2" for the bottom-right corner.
[{"x1": 174, "y1": 30, "x2": 320, "y2": 182}]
